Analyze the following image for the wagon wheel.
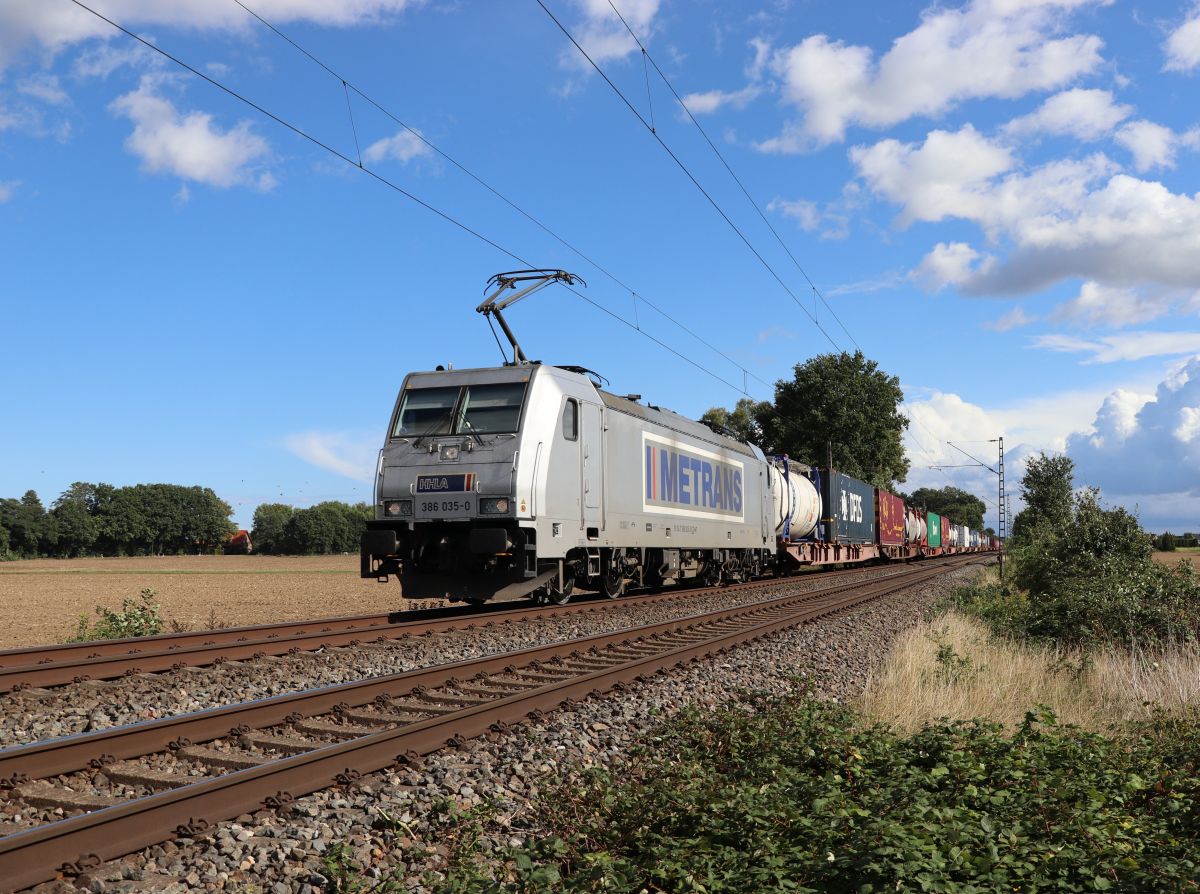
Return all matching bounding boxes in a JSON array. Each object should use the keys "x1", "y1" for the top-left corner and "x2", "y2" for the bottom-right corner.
[
  {"x1": 600, "y1": 549, "x2": 625, "y2": 599},
  {"x1": 702, "y1": 558, "x2": 724, "y2": 588}
]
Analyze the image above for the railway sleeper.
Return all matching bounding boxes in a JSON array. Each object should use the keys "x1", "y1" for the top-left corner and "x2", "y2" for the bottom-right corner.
[
  {"x1": 103, "y1": 764, "x2": 194, "y2": 791},
  {"x1": 176, "y1": 745, "x2": 267, "y2": 771},
  {"x1": 290, "y1": 719, "x2": 379, "y2": 739},
  {"x1": 15, "y1": 780, "x2": 123, "y2": 812},
  {"x1": 237, "y1": 733, "x2": 322, "y2": 756},
  {"x1": 339, "y1": 709, "x2": 431, "y2": 727}
]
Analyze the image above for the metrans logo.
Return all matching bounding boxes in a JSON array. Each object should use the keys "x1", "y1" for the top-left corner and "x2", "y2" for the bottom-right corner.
[{"x1": 643, "y1": 433, "x2": 744, "y2": 521}]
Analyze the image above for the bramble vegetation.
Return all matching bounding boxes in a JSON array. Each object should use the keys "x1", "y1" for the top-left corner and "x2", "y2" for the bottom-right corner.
[
  {"x1": 431, "y1": 693, "x2": 1200, "y2": 893},
  {"x1": 68, "y1": 587, "x2": 165, "y2": 642},
  {"x1": 954, "y1": 454, "x2": 1200, "y2": 646}
]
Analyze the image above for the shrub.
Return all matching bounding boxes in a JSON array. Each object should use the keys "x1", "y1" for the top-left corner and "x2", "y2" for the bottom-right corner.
[
  {"x1": 68, "y1": 588, "x2": 165, "y2": 642},
  {"x1": 432, "y1": 693, "x2": 1200, "y2": 893}
]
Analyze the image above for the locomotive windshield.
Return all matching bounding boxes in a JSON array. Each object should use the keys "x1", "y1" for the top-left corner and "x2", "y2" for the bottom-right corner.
[{"x1": 392, "y1": 381, "x2": 528, "y2": 438}]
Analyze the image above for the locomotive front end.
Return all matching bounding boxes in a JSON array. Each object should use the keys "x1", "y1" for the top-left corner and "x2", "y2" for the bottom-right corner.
[{"x1": 361, "y1": 365, "x2": 540, "y2": 601}]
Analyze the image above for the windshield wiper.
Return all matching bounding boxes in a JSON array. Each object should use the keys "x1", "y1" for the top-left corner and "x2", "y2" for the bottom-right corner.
[
  {"x1": 412, "y1": 410, "x2": 455, "y2": 448},
  {"x1": 458, "y1": 415, "x2": 485, "y2": 446}
]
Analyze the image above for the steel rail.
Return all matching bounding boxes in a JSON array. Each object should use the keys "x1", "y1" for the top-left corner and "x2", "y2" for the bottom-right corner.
[
  {"x1": 0, "y1": 557, "x2": 981, "y2": 890},
  {"x1": 0, "y1": 560, "x2": 959, "y2": 787},
  {"x1": 0, "y1": 560, "x2": 947, "y2": 693}
]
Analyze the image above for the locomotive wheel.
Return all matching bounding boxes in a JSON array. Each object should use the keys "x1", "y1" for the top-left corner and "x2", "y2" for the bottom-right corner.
[
  {"x1": 545, "y1": 571, "x2": 574, "y2": 606},
  {"x1": 601, "y1": 550, "x2": 625, "y2": 599}
]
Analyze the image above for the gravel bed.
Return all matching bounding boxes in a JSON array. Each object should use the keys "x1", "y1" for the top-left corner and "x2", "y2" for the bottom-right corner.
[
  {"x1": 0, "y1": 564, "x2": 915, "y2": 748},
  {"x1": 26, "y1": 561, "x2": 988, "y2": 894}
]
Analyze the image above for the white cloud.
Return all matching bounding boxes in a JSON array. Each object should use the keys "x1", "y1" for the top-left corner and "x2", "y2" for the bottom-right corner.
[
  {"x1": 1164, "y1": 6, "x2": 1200, "y2": 72},
  {"x1": 983, "y1": 306, "x2": 1037, "y2": 331},
  {"x1": 1114, "y1": 119, "x2": 1200, "y2": 172},
  {"x1": 16, "y1": 73, "x2": 69, "y2": 106},
  {"x1": 850, "y1": 125, "x2": 1015, "y2": 227},
  {"x1": 1051, "y1": 281, "x2": 1168, "y2": 328},
  {"x1": 110, "y1": 77, "x2": 274, "y2": 190},
  {"x1": 915, "y1": 241, "x2": 995, "y2": 291},
  {"x1": 1068, "y1": 357, "x2": 1200, "y2": 507},
  {"x1": 758, "y1": 0, "x2": 1105, "y2": 150},
  {"x1": 0, "y1": 180, "x2": 19, "y2": 203},
  {"x1": 564, "y1": 0, "x2": 661, "y2": 69},
  {"x1": 0, "y1": 1, "x2": 419, "y2": 71},
  {"x1": 766, "y1": 197, "x2": 819, "y2": 230},
  {"x1": 362, "y1": 128, "x2": 431, "y2": 165},
  {"x1": 853, "y1": 126, "x2": 1200, "y2": 299},
  {"x1": 283, "y1": 431, "x2": 377, "y2": 481},
  {"x1": 1030, "y1": 331, "x2": 1200, "y2": 363},
  {"x1": 1001, "y1": 87, "x2": 1129, "y2": 140},
  {"x1": 679, "y1": 84, "x2": 762, "y2": 116}
]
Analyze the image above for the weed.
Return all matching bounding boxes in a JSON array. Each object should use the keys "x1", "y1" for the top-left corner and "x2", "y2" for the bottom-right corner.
[{"x1": 67, "y1": 588, "x2": 164, "y2": 642}]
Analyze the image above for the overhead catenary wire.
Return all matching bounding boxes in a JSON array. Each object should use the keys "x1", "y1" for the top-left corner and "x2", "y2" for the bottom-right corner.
[
  {"x1": 229, "y1": 0, "x2": 772, "y2": 394},
  {"x1": 604, "y1": 0, "x2": 862, "y2": 354},
  {"x1": 533, "y1": 0, "x2": 844, "y2": 354},
  {"x1": 66, "y1": 0, "x2": 760, "y2": 398}
]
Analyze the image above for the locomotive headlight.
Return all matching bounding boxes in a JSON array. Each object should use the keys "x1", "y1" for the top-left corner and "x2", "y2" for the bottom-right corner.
[
  {"x1": 384, "y1": 500, "x2": 412, "y2": 517},
  {"x1": 480, "y1": 497, "x2": 510, "y2": 514},
  {"x1": 439, "y1": 445, "x2": 460, "y2": 462}
]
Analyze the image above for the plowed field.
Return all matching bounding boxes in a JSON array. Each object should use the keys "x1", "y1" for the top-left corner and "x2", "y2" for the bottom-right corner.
[{"x1": 0, "y1": 555, "x2": 423, "y2": 649}]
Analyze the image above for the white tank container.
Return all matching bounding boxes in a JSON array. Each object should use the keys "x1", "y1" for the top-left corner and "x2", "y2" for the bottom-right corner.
[
  {"x1": 769, "y1": 461, "x2": 820, "y2": 540},
  {"x1": 905, "y1": 513, "x2": 922, "y2": 542}
]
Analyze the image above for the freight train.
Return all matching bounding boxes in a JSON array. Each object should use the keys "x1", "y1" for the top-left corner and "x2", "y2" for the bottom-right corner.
[{"x1": 360, "y1": 359, "x2": 996, "y2": 604}]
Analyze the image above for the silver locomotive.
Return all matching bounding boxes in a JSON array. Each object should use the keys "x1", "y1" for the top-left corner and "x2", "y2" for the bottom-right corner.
[{"x1": 360, "y1": 270, "x2": 779, "y2": 603}]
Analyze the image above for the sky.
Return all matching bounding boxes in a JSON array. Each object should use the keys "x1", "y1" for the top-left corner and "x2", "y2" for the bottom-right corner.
[{"x1": 1, "y1": 0, "x2": 1198, "y2": 534}]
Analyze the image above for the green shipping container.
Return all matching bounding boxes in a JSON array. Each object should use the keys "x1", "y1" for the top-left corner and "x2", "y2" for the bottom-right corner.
[{"x1": 927, "y1": 511, "x2": 942, "y2": 547}]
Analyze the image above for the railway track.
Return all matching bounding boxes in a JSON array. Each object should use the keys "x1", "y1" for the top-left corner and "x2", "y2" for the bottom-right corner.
[
  {"x1": 0, "y1": 560, "x2": 959, "y2": 694},
  {"x1": 0, "y1": 556, "x2": 980, "y2": 891}
]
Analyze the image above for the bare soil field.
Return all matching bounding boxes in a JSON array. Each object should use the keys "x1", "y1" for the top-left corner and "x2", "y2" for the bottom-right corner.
[
  {"x1": 1154, "y1": 551, "x2": 1200, "y2": 570},
  {"x1": 0, "y1": 555, "x2": 421, "y2": 649}
]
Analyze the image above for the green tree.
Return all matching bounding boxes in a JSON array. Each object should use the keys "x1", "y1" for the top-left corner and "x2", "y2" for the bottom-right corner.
[
  {"x1": 1158, "y1": 532, "x2": 1178, "y2": 552},
  {"x1": 1012, "y1": 452, "x2": 1074, "y2": 543},
  {"x1": 699, "y1": 398, "x2": 770, "y2": 445},
  {"x1": 904, "y1": 486, "x2": 986, "y2": 529},
  {"x1": 52, "y1": 483, "x2": 101, "y2": 557},
  {"x1": 251, "y1": 503, "x2": 295, "y2": 554},
  {"x1": 284, "y1": 503, "x2": 346, "y2": 555},
  {"x1": 0, "y1": 491, "x2": 56, "y2": 557},
  {"x1": 759, "y1": 351, "x2": 909, "y2": 488}
]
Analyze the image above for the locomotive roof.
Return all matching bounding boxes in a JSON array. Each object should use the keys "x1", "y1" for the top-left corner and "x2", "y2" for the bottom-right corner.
[{"x1": 597, "y1": 389, "x2": 759, "y2": 459}]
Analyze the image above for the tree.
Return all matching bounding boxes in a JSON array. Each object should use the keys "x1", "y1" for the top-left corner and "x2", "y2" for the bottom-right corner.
[
  {"x1": 0, "y1": 491, "x2": 55, "y2": 557},
  {"x1": 904, "y1": 486, "x2": 986, "y2": 530},
  {"x1": 1159, "y1": 532, "x2": 1178, "y2": 552},
  {"x1": 52, "y1": 483, "x2": 101, "y2": 557},
  {"x1": 700, "y1": 398, "x2": 770, "y2": 445},
  {"x1": 760, "y1": 351, "x2": 909, "y2": 488},
  {"x1": 1012, "y1": 452, "x2": 1075, "y2": 543},
  {"x1": 252, "y1": 503, "x2": 295, "y2": 554}
]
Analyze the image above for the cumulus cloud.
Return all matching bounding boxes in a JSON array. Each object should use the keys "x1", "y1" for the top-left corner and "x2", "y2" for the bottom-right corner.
[
  {"x1": 757, "y1": 0, "x2": 1105, "y2": 151},
  {"x1": 0, "y1": 180, "x2": 19, "y2": 203},
  {"x1": 1164, "y1": 6, "x2": 1200, "y2": 72},
  {"x1": 915, "y1": 241, "x2": 995, "y2": 291},
  {"x1": 983, "y1": 306, "x2": 1037, "y2": 331},
  {"x1": 110, "y1": 77, "x2": 274, "y2": 189},
  {"x1": 1050, "y1": 281, "x2": 1169, "y2": 328},
  {"x1": 850, "y1": 125, "x2": 1015, "y2": 227},
  {"x1": 1114, "y1": 119, "x2": 1200, "y2": 172},
  {"x1": 1001, "y1": 87, "x2": 1130, "y2": 141},
  {"x1": 1031, "y1": 331, "x2": 1200, "y2": 363},
  {"x1": 16, "y1": 73, "x2": 69, "y2": 106},
  {"x1": 0, "y1": 1, "x2": 419, "y2": 71},
  {"x1": 362, "y1": 128, "x2": 431, "y2": 165},
  {"x1": 283, "y1": 431, "x2": 378, "y2": 481},
  {"x1": 852, "y1": 125, "x2": 1200, "y2": 300},
  {"x1": 766, "y1": 197, "x2": 819, "y2": 230},
  {"x1": 1068, "y1": 356, "x2": 1200, "y2": 504},
  {"x1": 564, "y1": 0, "x2": 661, "y2": 69}
]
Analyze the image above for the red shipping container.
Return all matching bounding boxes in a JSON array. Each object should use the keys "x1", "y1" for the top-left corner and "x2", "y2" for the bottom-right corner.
[
  {"x1": 941, "y1": 515, "x2": 952, "y2": 547},
  {"x1": 876, "y1": 489, "x2": 905, "y2": 546}
]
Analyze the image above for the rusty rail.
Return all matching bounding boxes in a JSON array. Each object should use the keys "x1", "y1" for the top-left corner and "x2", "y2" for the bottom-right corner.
[
  {"x1": 0, "y1": 556, "x2": 981, "y2": 890},
  {"x1": 0, "y1": 560, "x2": 933, "y2": 693}
]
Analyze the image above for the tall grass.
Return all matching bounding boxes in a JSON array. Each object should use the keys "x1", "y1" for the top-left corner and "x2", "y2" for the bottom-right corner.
[{"x1": 859, "y1": 610, "x2": 1200, "y2": 733}]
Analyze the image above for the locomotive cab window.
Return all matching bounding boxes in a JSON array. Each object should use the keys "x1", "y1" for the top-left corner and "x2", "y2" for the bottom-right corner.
[
  {"x1": 458, "y1": 382, "x2": 527, "y2": 434},
  {"x1": 562, "y1": 398, "x2": 578, "y2": 441},
  {"x1": 393, "y1": 386, "x2": 459, "y2": 437}
]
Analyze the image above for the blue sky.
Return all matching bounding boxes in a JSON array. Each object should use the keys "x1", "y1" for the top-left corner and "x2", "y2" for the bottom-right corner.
[{"x1": 2, "y1": 0, "x2": 1199, "y2": 533}]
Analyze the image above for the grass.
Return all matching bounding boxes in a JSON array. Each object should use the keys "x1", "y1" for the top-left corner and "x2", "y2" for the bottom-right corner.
[{"x1": 859, "y1": 609, "x2": 1200, "y2": 734}]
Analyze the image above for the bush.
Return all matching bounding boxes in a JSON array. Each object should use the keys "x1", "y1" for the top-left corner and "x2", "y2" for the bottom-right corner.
[
  {"x1": 432, "y1": 693, "x2": 1200, "y2": 893},
  {"x1": 68, "y1": 588, "x2": 165, "y2": 642}
]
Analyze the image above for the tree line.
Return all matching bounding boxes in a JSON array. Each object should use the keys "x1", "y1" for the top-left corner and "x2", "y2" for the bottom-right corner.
[{"x1": 0, "y1": 483, "x2": 372, "y2": 559}]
